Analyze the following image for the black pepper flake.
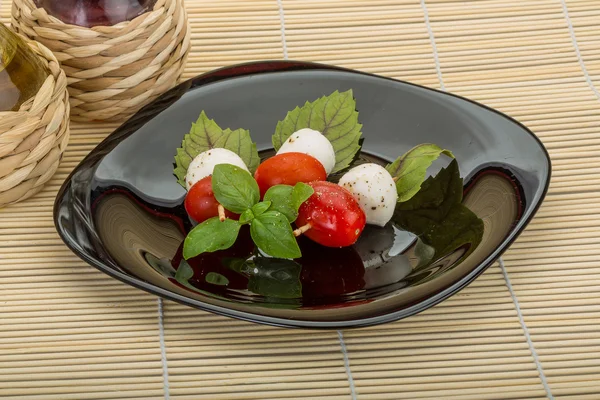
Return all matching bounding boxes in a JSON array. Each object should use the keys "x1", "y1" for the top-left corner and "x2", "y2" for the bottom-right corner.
[{"x1": 371, "y1": 206, "x2": 377, "y2": 210}]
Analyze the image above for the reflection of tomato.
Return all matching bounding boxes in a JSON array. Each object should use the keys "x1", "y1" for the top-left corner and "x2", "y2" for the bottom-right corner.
[
  {"x1": 185, "y1": 176, "x2": 238, "y2": 223},
  {"x1": 170, "y1": 227, "x2": 254, "y2": 292},
  {"x1": 297, "y1": 237, "x2": 366, "y2": 305},
  {"x1": 254, "y1": 152, "x2": 327, "y2": 197},
  {"x1": 297, "y1": 181, "x2": 366, "y2": 247}
]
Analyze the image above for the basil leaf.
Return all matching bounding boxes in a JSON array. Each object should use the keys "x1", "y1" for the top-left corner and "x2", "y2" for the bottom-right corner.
[
  {"x1": 386, "y1": 143, "x2": 454, "y2": 202},
  {"x1": 212, "y1": 164, "x2": 260, "y2": 214},
  {"x1": 263, "y1": 185, "x2": 295, "y2": 222},
  {"x1": 183, "y1": 217, "x2": 241, "y2": 259},
  {"x1": 393, "y1": 159, "x2": 483, "y2": 264},
  {"x1": 396, "y1": 158, "x2": 462, "y2": 219},
  {"x1": 251, "y1": 201, "x2": 271, "y2": 217},
  {"x1": 291, "y1": 182, "x2": 314, "y2": 209},
  {"x1": 272, "y1": 90, "x2": 362, "y2": 173},
  {"x1": 264, "y1": 183, "x2": 313, "y2": 223},
  {"x1": 173, "y1": 111, "x2": 259, "y2": 188},
  {"x1": 239, "y1": 209, "x2": 254, "y2": 225},
  {"x1": 240, "y1": 201, "x2": 271, "y2": 225},
  {"x1": 250, "y1": 211, "x2": 301, "y2": 259}
]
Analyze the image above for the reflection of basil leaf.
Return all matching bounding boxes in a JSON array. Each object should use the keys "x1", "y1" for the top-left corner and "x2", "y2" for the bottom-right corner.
[
  {"x1": 173, "y1": 111, "x2": 259, "y2": 188},
  {"x1": 183, "y1": 217, "x2": 241, "y2": 259},
  {"x1": 174, "y1": 260, "x2": 226, "y2": 299},
  {"x1": 393, "y1": 159, "x2": 483, "y2": 263},
  {"x1": 387, "y1": 143, "x2": 454, "y2": 202},
  {"x1": 212, "y1": 164, "x2": 260, "y2": 214},
  {"x1": 245, "y1": 257, "x2": 302, "y2": 299},
  {"x1": 414, "y1": 238, "x2": 435, "y2": 269},
  {"x1": 250, "y1": 211, "x2": 302, "y2": 259},
  {"x1": 264, "y1": 183, "x2": 313, "y2": 223},
  {"x1": 175, "y1": 259, "x2": 194, "y2": 283},
  {"x1": 205, "y1": 272, "x2": 229, "y2": 286},
  {"x1": 272, "y1": 90, "x2": 362, "y2": 173}
]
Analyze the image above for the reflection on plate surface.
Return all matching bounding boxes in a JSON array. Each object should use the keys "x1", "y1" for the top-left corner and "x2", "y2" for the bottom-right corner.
[{"x1": 55, "y1": 61, "x2": 550, "y2": 328}]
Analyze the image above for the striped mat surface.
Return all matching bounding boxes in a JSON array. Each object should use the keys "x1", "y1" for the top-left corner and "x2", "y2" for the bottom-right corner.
[{"x1": 2, "y1": 1, "x2": 600, "y2": 399}]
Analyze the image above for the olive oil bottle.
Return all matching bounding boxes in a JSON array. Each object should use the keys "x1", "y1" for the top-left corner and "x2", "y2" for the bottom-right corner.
[{"x1": 0, "y1": 24, "x2": 49, "y2": 112}]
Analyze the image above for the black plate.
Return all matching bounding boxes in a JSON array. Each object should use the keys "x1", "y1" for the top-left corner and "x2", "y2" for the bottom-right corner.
[{"x1": 54, "y1": 61, "x2": 550, "y2": 329}]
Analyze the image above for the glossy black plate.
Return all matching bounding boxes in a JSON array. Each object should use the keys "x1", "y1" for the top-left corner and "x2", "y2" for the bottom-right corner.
[{"x1": 54, "y1": 61, "x2": 550, "y2": 329}]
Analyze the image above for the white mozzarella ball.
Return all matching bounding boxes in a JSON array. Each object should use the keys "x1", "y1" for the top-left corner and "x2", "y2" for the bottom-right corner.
[
  {"x1": 277, "y1": 128, "x2": 336, "y2": 174},
  {"x1": 338, "y1": 163, "x2": 398, "y2": 227},
  {"x1": 186, "y1": 148, "x2": 249, "y2": 190}
]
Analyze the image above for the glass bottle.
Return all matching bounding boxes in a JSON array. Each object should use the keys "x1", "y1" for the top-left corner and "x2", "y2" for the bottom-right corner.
[
  {"x1": 0, "y1": 24, "x2": 49, "y2": 112},
  {"x1": 34, "y1": 0, "x2": 157, "y2": 28}
]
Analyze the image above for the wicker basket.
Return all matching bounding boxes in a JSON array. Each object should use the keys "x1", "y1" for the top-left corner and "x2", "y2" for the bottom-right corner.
[
  {"x1": 11, "y1": 0, "x2": 191, "y2": 122},
  {"x1": 0, "y1": 35, "x2": 70, "y2": 208}
]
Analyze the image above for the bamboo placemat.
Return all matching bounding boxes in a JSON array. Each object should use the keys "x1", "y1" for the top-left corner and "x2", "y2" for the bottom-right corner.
[{"x1": 1, "y1": 0, "x2": 599, "y2": 399}]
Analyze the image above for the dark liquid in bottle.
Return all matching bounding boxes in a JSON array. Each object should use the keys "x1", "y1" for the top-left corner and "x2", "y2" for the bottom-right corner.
[
  {"x1": 35, "y1": 0, "x2": 157, "y2": 27},
  {"x1": 0, "y1": 25, "x2": 49, "y2": 112}
]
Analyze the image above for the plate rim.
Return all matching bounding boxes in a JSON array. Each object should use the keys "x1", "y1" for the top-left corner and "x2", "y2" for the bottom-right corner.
[{"x1": 53, "y1": 60, "x2": 552, "y2": 329}]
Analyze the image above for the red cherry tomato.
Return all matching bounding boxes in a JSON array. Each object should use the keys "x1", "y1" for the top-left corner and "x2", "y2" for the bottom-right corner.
[
  {"x1": 296, "y1": 181, "x2": 366, "y2": 248},
  {"x1": 184, "y1": 176, "x2": 238, "y2": 223},
  {"x1": 254, "y1": 152, "x2": 327, "y2": 197}
]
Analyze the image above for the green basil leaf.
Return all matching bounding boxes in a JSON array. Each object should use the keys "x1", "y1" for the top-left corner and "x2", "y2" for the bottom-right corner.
[
  {"x1": 386, "y1": 143, "x2": 455, "y2": 202},
  {"x1": 252, "y1": 201, "x2": 271, "y2": 217},
  {"x1": 173, "y1": 111, "x2": 259, "y2": 188},
  {"x1": 212, "y1": 164, "x2": 260, "y2": 214},
  {"x1": 291, "y1": 182, "x2": 314, "y2": 209},
  {"x1": 392, "y1": 159, "x2": 483, "y2": 265},
  {"x1": 239, "y1": 209, "x2": 254, "y2": 225},
  {"x1": 263, "y1": 185, "x2": 295, "y2": 222},
  {"x1": 250, "y1": 211, "x2": 301, "y2": 259},
  {"x1": 183, "y1": 217, "x2": 241, "y2": 259},
  {"x1": 396, "y1": 158, "x2": 463, "y2": 219},
  {"x1": 264, "y1": 183, "x2": 313, "y2": 223},
  {"x1": 272, "y1": 90, "x2": 362, "y2": 173}
]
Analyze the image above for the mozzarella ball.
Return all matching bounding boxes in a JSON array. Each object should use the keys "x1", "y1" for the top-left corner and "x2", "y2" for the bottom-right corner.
[
  {"x1": 338, "y1": 163, "x2": 398, "y2": 227},
  {"x1": 186, "y1": 148, "x2": 249, "y2": 190},
  {"x1": 277, "y1": 128, "x2": 336, "y2": 174}
]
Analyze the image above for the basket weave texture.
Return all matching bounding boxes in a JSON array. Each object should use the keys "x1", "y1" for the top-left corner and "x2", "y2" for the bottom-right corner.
[
  {"x1": 11, "y1": 0, "x2": 191, "y2": 122},
  {"x1": 0, "y1": 34, "x2": 70, "y2": 208}
]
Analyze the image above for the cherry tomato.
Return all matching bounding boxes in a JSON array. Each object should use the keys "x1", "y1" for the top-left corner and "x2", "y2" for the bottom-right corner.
[
  {"x1": 184, "y1": 176, "x2": 238, "y2": 223},
  {"x1": 254, "y1": 152, "x2": 327, "y2": 197},
  {"x1": 296, "y1": 181, "x2": 366, "y2": 248}
]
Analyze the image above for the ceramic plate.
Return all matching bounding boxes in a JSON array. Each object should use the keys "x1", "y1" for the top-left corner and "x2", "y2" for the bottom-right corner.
[{"x1": 54, "y1": 61, "x2": 551, "y2": 329}]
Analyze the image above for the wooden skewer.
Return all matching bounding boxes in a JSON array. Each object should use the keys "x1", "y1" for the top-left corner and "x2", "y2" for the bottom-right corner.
[
  {"x1": 293, "y1": 223, "x2": 312, "y2": 237},
  {"x1": 218, "y1": 204, "x2": 226, "y2": 222}
]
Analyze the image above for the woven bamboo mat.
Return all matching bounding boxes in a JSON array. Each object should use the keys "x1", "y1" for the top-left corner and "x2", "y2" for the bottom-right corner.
[{"x1": 1, "y1": 0, "x2": 599, "y2": 398}]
